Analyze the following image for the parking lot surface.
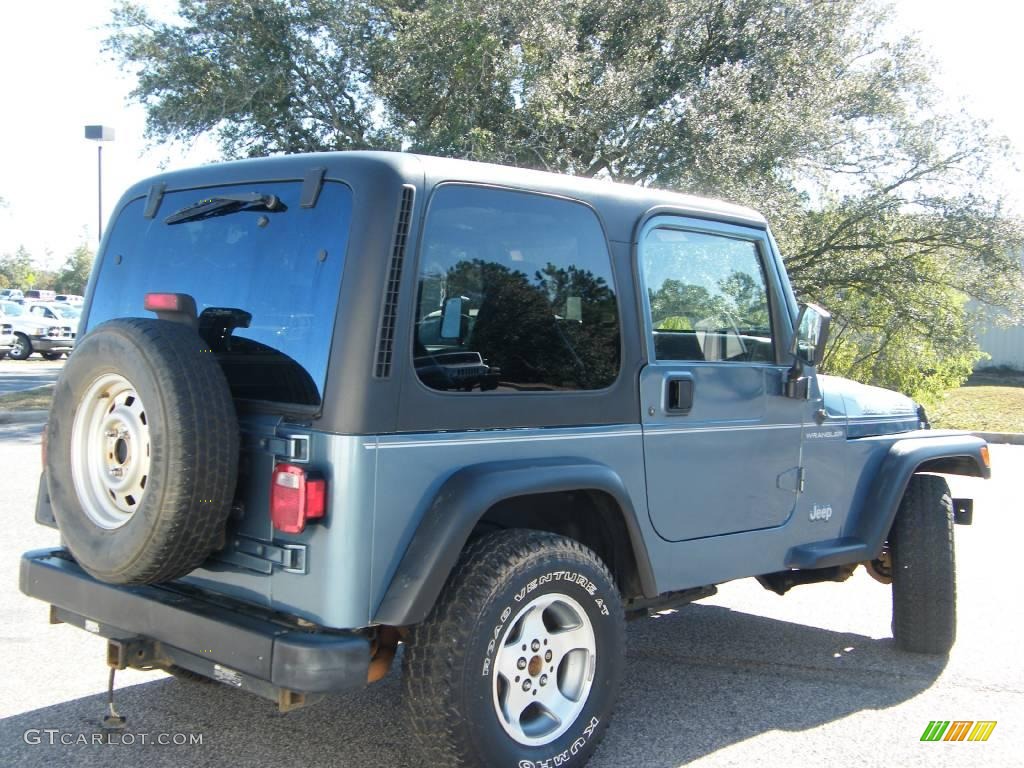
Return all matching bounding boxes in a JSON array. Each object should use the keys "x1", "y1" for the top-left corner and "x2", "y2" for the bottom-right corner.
[
  {"x1": 0, "y1": 359, "x2": 63, "y2": 395},
  {"x1": 0, "y1": 424, "x2": 1020, "y2": 767}
]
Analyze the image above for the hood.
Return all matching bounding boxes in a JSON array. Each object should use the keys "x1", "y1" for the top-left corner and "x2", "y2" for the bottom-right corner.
[{"x1": 817, "y1": 375, "x2": 921, "y2": 438}]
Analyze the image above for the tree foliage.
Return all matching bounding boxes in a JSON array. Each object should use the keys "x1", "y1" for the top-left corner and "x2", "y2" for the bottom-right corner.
[
  {"x1": 0, "y1": 244, "x2": 94, "y2": 294},
  {"x1": 54, "y1": 244, "x2": 96, "y2": 295},
  {"x1": 0, "y1": 246, "x2": 38, "y2": 290},
  {"x1": 105, "y1": 0, "x2": 1024, "y2": 399}
]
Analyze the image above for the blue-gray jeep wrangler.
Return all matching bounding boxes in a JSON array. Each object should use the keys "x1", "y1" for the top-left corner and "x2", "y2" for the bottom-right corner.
[{"x1": 20, "y1": 152, "x2": 989, "y2": 768}]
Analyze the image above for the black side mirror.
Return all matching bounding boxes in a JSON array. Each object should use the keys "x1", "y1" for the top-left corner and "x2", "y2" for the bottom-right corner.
[
  {"x1": 786, "y1": 303, "x2": 831, "y2": 399},
  {"x1": 791, "y1": 302, "x2": 831, "y2": 367},
  {"x1": 440, "y1": 295, "x2": 471, "y2": 341}
]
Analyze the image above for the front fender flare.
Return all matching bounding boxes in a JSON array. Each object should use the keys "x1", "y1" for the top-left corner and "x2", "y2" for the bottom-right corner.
[
  {"x1": 850, "y1": 432, "x2": 989, "y2": 557},
  {"x1": 372, "y1": 458, "x2": 657, "y2": 626}
]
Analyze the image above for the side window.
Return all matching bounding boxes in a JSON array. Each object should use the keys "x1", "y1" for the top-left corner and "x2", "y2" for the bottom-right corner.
[
  {"x1": 414, "y1": 185, "x2": 620, "y2": 392},
  {"x1": 642, "y1": 228, "x2": 775, "y2": 363}
]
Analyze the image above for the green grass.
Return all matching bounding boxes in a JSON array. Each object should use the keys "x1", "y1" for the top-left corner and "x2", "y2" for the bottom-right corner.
[
  {"x1": 929, "y1": 370, "x2": 1024, "y2": 433},
  {"x1": 0, "y1": 384, "x2": 53, "y2": 410}
]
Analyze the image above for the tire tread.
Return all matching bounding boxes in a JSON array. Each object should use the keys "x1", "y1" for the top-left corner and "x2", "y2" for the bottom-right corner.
[
  {"x1": 891, "y1": 474, "x2": 956, "y2": 654},
  {"x1": 49, "y1": 317, "x2": 239, "y2": 585}
]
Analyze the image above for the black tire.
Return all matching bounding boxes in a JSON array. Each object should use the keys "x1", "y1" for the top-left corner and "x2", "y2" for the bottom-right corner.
[
  {"x1": 9, "y1": 333, "x2": 32, "y2": 360},
  {"x1": 404, "y1": 530, "x2": 625, "y2": 768},
  {"x1": 42, "y1": 351, "x2": 64, "y2": 360},
  {"x1": 890, "y1": 474, "x2": 956, "y2": 654},
  {"x1": 46, "y1": 318, "x2": 239, "y2": 585}
]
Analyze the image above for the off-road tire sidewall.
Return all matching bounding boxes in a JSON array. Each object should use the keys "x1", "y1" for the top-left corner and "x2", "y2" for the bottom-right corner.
[
  {"x1": 46, "y1": 318, "x2": 239, "y2": 584},
  {"x1": 470, "y1": 563, "x2": 619, "y2": 766},
  {"x1": 405, "y1": 531, "x2": 625, "y2": 768}
]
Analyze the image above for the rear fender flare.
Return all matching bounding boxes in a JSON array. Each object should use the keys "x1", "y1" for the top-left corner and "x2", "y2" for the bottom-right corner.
[{"x1": 372, "y1": 458, "x2": 657, "y2": 626}]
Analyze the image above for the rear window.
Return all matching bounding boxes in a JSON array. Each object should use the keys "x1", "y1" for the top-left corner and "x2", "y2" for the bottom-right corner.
[{"x1": 89, "y1": 180, "x2": 353, "y2": 408}]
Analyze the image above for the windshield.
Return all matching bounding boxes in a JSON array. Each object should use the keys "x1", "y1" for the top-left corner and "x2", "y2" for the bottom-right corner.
[
  {"x1": 42, "y1": 304, "x2": 81, "y2": 320},
  {"x1": 90, "y1": 180, "x2": 353, "y2": 408},
  {"x1": 0, "y1": 301, "x2": 24, "y2": 316}
]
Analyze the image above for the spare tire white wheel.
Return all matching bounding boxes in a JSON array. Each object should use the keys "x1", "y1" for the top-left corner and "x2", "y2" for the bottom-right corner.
[{"x1": 45, "y1": 318, "x2": 239, "y2": 585}]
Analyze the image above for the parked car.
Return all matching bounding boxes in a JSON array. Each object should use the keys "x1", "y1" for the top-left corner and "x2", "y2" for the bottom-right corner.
[
  {"x1": 0, "y1": 288, "x2": 24, "y2": 302},
  {"x1": 20, "y1": 152, "x2": 988, "y2": 768},
  {"x1": 27, "y1": 302, "x2": 81, "y2": 336},
  {"x1": 23, "y1": 289, "x2": 57, "y2": 302},
  {"x1": 0, "y1": 319, "x2": 14, "y2": 358},
  {"x1": 0, "y1": 299, "x2": 75, "y2": 360},
  {"x1": 22, "y1": 303, "x2": 80, "y2": 359},
  {"x1": 55, "y1": 294, "x2": 85, "y2": 306}
]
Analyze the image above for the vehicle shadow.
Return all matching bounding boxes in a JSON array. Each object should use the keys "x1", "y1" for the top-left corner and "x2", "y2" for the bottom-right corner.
[
  {"x1": 599, "y1": 604, "x2": 945, "y2": 766},
  {"x1": 0, "y1": 604, "x2": 945, "y2": 768}
]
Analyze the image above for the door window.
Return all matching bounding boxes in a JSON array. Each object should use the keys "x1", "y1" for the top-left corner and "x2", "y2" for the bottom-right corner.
[{"x1": 642, "y1": 228, "x2": 775, "y2": 363}]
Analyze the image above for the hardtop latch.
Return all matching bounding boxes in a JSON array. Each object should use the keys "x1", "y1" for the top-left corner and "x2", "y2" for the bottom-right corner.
[
  {"x1": 227, "y1": 535, "x2": 308, "y2": 574},
  {"x1": 257, "y1": 434, "x2": 310, "y2": 463}
]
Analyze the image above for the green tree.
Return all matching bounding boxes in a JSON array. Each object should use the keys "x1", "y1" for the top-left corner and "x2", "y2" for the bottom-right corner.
[
  {"x1": 649, "y1": 280, "x2": 721, "y2": 329},
  {"x1": 55, "y1": 244, "x2": 95, "y2": 295},
  {"x1": 0, "y1": 246, "x2": 37, "y2": 290},
  {"x1": 106, "y1": 0, "x2": 1024, "y2": 398},
  {"x1": 33, "y1": 270, "x2": 60, "y2": 292},
  {"x1": 106, "y1": 0, "x2": 385, "y2": 156}
]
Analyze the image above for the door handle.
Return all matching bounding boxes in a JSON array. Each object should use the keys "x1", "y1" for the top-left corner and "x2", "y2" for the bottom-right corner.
[{"x1": 665, "y1": 376, "x2": 694, "y2": 415}]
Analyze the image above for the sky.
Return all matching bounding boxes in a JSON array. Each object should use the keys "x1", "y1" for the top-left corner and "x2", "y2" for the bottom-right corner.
[{"x1": 0, "y1": 0, "x2": 1022, "y2": 267}]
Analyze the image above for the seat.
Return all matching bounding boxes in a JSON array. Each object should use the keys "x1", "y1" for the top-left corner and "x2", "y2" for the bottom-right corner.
[{"x1": 653, "y1": 331, "x2": 704, "y2": 361}]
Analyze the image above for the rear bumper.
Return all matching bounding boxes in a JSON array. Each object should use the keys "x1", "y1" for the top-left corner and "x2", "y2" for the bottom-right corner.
[{"x1": 19, "y1": 549, "x2": 371, "y2": 701}]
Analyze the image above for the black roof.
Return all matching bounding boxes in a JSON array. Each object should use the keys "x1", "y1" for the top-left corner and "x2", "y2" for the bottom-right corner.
[{"x1": 119, "y1": 151, "x2": 767, "y2": 243}]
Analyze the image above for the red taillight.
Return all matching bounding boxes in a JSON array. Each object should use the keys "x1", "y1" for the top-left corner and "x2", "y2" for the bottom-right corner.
[
  {"x1": 270, "y1": 463, "x2": 326, "y2": 534},
  {"x1": 144, "y1": 292, "x2": 184, "y2": 312}
]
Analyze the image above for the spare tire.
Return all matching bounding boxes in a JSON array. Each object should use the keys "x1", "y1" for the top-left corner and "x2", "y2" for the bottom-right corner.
[{"x1": 46, "y1": 318, "x2": 239, "y2": 585}]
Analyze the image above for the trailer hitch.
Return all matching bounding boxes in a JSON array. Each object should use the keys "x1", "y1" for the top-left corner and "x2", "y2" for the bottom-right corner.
[{"x1": 100, "y1": 637, "x2": 163, "y2": 730}]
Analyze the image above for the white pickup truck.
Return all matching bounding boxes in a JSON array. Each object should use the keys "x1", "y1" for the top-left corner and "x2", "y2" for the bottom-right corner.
[{"x1": 0, "y1": 300, "x2": 76, "y2": 360}]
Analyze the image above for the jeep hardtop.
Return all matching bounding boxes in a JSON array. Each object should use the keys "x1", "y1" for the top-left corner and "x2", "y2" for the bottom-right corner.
[{"x1": 20, "y1": 151, "x2": 989, "y2": 768}]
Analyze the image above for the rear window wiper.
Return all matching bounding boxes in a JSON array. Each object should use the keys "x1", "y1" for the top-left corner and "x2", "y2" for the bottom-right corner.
[{"x1": 164, "y1": 192, "x2": 285, "y2": 225}]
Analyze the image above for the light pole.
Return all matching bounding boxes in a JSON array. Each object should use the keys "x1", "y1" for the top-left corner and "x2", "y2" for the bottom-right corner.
[{"x1": 84, "y1": 125, "x2": 115, "y2": 243}]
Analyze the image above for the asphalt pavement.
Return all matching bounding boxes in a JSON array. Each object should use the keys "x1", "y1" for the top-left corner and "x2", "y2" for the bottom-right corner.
[
  {"x1": 0, "y1": 424, "x2": 1020, "y2": 767},
  {"x1": 0, "y1": 359, "x2": 63, "y2": 395}
]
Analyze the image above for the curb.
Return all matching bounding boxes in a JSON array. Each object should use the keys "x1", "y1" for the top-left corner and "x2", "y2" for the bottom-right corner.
[
  {"x1": 0, "y1": 409, "x2": 49, "y2": 425},
  {"x1": 972, "y1": 431, "x2": 1024, "y2": 446}
]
